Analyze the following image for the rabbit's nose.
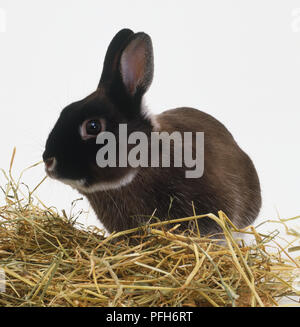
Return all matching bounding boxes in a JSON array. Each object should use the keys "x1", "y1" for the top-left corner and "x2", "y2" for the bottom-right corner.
[{"x1": 44, "y1": 157, "x2": 56, "y2": 172}]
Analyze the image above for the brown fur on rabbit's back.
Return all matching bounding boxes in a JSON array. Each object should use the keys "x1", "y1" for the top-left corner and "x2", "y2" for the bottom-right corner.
[
  {"x1": 157, "y1": 107, "x2": 261, "y2": 225},
  {"x1": 86, "y1": 107, "x2": 261, "y2": 235}
]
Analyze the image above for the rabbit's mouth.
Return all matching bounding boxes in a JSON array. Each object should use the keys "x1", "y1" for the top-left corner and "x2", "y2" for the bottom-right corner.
[
  {"x1": 43, "y1": 157, "x2": 67, "y2": 182},
  {"x1": 44, "y1": 157, "x2": 59, "y2": 180},
  {"x1": 45, "y1": 166, "x2": 60, "y2": 181},
  {"x1": 44, "y1": 157, "x2": 56, "y2": 173},
  {"x1": 44, "y1": 161, "x2": 86, "y2": 190}
]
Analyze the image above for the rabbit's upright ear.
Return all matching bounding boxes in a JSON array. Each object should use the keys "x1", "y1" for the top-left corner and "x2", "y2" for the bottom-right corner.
[
  {"x1": 99, "y1": 28, "x2": 134, "y2": 85},
  {"x1": 120, "y1": 33, "x2": 154, "y2": 99}
]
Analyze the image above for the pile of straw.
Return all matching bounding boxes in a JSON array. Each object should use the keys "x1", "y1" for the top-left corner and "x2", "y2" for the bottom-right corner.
[{"x1": 0, "y1": 150, "x2": 299, "y2": 307}]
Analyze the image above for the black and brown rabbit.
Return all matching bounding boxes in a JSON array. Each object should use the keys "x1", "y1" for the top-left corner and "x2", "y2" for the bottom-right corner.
[{"x1": 43, "y1": 28, "x2": 261, "y2": 235}]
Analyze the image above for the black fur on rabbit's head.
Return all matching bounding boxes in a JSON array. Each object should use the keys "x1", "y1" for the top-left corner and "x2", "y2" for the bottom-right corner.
[
  {"x1": 43, "y1": 29, "x2": 154, "y2": 191},
  {"x1": 43, "y1": 28, "x2": 261, "y2": 234}
]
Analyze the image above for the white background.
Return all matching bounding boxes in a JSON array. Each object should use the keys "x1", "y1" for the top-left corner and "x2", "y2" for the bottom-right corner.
[{"x1": 0, "y1": 0, "x2": 299, "y2": 239}]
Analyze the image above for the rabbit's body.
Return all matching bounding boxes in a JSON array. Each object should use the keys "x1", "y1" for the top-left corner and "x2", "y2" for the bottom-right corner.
[
  {"x1": 43, "y1": 29, "x2": 261, "y2": 235},
  {"x1": 85, "y1": 106, "x2": 261, "y2": 234}
]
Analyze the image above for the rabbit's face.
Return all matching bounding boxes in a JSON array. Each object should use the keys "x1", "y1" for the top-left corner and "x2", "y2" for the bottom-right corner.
[{"x1": 43, "y1": 89, "x2": 150, "y2": 193}]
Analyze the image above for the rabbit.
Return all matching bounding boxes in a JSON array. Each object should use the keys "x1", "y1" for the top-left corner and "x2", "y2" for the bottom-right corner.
[{"x1": 43, "y1": 28, "x2": 261, "y2": 235}]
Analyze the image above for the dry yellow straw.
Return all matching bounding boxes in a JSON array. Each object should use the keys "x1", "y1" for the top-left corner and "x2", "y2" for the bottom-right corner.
[{"x1": 0, "y1": 149, "x2": 299, "y2": 307}]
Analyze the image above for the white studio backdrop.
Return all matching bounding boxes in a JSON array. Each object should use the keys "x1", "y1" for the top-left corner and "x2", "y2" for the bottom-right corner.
[{"x1": 0, "y1": 0, "x2": 299, "y2": 238}]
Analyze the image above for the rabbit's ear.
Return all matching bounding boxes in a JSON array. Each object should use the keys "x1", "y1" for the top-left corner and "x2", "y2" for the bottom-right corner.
[
  {"x1": 120, "y1": 32, "x2": 154, "y2": 98},
  {"x1": 99, "y1": 28, "x2": 134, "y2": 85}
]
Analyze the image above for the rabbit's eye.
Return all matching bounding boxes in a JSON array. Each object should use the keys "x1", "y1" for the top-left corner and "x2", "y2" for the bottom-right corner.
[
  {"x1": 80, "y1": 118, "x2": 105, "y2": 140},
  {"x1": 86, "y1": 120, "x2": 101, "y2": 134}
]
